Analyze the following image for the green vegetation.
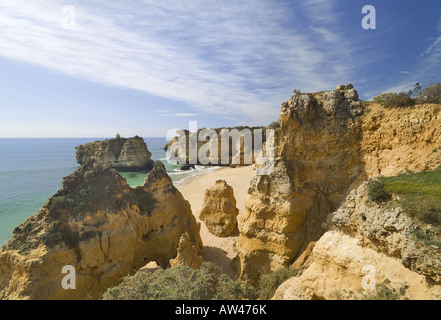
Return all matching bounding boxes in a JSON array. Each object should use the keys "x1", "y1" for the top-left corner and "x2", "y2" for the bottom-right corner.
[
  {"x1": 419, "y1": 82, "x2": 441, "y2": 104},
  {"x1": 373, "y1": 91, "x2": 416, "y2": 108},
  {"x1": 360, "y1": 279, "x2": 406, "y2": 300},
  {"x1": 102, "y1": 262, "x2": 257, "y2": 300},
  {"x1": 373, "y1": 82, "x2": 441, "y2": 108},
  {"x1": 102, "y1": 263, "x2": 308, "y2": 300},
  {"x1": 257, "y1": 267, "x2": 303, "y2": 300},
  {"x1": 369, "y1": 168, "x2": 441, "y2": 261},
  {"x1": 379, "y1": 167, "x2": 441, "y2": 226},
  {"x1": 367, "y1": 179, "x2": 391, "y2": 203}
]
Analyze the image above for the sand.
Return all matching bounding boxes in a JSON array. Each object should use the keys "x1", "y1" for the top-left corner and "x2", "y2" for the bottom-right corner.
[{"x1": 176, "y1": 165, "x2": 256, "y2": 279}]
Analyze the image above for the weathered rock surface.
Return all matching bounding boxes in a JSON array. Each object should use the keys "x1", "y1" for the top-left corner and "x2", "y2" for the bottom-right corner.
[
  {"x1": 0, "y1": 161, "x2": 202, "y2": 300},
  {"x1": 199, "y1": 180, "x2": 239, "y2": 237},
  {"x1": 235, "y1": 85, "x2": 441, "y2": 284},
  {"x1": 165, "y1": 127, "x2": 266, "y2": 167},
  {"x1": 273, "y1": 231, "x2": 441, "y2": 300},
  {"x1": 236, "y1": 85, "x2": 366, "y2": 283},
  {"x1": 273, "y1": 181, "x2": 441, "y2": 299},
  {"x1": 331, "y1": 181, "x2": 441, "y2": 282},
  {"x1": 169, "y1": 232, "x2": 203, "y2": 270},
  {"x1": 76, "y1": 135, "x2": 154, "y2": 172}
]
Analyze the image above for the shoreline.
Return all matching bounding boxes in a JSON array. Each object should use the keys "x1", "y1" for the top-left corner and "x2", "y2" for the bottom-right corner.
[{"x1": 177, "y1": 165, "x2": 256, "y2": 279}]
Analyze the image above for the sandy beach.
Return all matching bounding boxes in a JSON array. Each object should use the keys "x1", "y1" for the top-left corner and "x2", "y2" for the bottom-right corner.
[{"x1": 177, "y1": 165, "x2": 256, "y2": 279}]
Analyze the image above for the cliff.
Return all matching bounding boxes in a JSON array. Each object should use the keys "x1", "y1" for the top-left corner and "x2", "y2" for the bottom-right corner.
[
  {"x1": 235, "y1": 85, "x2": 441, "y2": 284},
  {"x1": 273, "y1": 181, "x2": 441, "y2": 300},
  {"x1": 76, "y1": 135, "x2": 154, "y2": 172},
  {"x1": 165, "y1": 127, "x2": 266, "y2": 167},
  {"x1": 0, "y1": 161, "x2": 202, "y2": 300}
]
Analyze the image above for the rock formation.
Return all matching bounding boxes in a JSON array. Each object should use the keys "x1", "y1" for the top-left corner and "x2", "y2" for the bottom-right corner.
[
  {"x1": 169, "y1": 232, "x2": 203, "y2": 270},
  {"x1": 273, "y1": 181, "x2": 441, "y2": 300},
  {"x1": 199, "y1": 180, "x2": 239, "y2": 237},
  {"x1": 235, "y1": 85, "x2": 441, "y2": 284},
  {"x1": 0, "y1": 161, "x2": 202, "y2": 300},
  {"x1": 235, "y1": 85, "x2": 367, "y2": 283},
  {"x1": 76, "y1": 135, "x2": 154, "y2": 172},
  {"x1": 165, "y1": 127, "x2": 266, "y2": 167}
]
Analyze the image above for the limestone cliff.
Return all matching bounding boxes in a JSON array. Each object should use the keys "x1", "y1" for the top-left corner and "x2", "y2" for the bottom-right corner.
[
  {"x1": 199, "y1": 180, "x2": 239, "y2": 237},
  {"x1": 236, "y1": 85, "x2": 366, "y2": 283},
  {"x1": 0, "y1": 161, "x2": 202, "y2": 300},
  {"x1": 76, "y1": 135, "x2": 154, "y2": 172},
  {"x1": 165, "y1": 127, "x2": 266, "y2": 167},
  {"x1": 235, "y1": 85, "x2": 441, "y2": 283},
  {"x1": 273, "y1": 181, "x2": 441, "y2": 300}
]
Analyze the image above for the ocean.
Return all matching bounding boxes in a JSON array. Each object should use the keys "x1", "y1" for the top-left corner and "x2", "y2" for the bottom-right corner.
[{"x1": 0, "y1": 138, "x2": 220, "y2": 247}]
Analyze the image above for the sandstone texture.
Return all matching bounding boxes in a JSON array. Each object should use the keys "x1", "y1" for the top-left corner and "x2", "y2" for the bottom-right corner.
[
  {"x1": 235, "y1": 85, "x2": 441, "y2": 284},
  {"x1": 273, "y1": 230, "x2": 441, "y2": 300},
  {"x1": 76, "y1": 135, "x2": 154, "y2": 172},
  {"x1": 236, "y1": 85, "x2": 366, "y2": 283},
  {"x1": 273, "y1": 181, "x2": 441, "y2": 300},
  {"x1": 199, "y1": 180, "x2": 239, "y2": 237},
  {"x1": 0, "y1": 161, "x2": 202, "y2": 300},
  {"x1": 169, "y1": 232, "x2": 203, "y2": 270}
]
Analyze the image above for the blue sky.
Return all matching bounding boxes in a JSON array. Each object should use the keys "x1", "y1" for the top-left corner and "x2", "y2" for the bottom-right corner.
[{"x1": 0, "y1": 0, "x2": 440, "y2": 138}]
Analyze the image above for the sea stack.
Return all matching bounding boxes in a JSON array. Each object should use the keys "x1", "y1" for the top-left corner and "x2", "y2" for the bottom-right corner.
[
  {"x1": 199, "y1": 180, "x2": 239, "y2": 237},
  {"x1": 75, "y1": 135, "x2": 154, "y2": 172}
]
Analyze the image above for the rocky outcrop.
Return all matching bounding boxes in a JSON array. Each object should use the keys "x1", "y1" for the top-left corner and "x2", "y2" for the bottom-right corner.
[
  {"x1": 0, "y1": 161, "x2": 202, "y2": 300},
  {"x1": 169, "y1": 232, "x2": 203, "y2": 270},
  {"x1": 273, "y1": 231, "x2": 441, "y2": 300},
  {"x1": 199, "y1": 180, "x2": 239, "y2": 237},
  {"x1": 235, "y1": 85, "x2": 367, "y2": 283},
  {"x1": 165, "y1": 127, "x2": 266, "y2": 167},
  {"x1": 235, "y1": 85, "x2": 441, "y2": 284},
  {"x1": 76, "y1": 135, "x2": 154, "y2": 172},
  {"x1": 331, "y1": 181, "x2": 441, "y2": 282},
  {"x1": 273, "y1": 181, "x2": 441, "y2": 300}
]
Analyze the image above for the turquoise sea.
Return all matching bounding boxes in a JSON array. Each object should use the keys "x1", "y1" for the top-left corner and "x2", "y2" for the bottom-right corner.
[{"x1": 0, "y1": 138, "x2": 219, "y2": 247}]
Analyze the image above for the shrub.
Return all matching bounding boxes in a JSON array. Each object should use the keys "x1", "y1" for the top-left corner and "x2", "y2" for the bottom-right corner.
[
  {"x1": 257, "y1": 267, "x2": 302, "y2": 300},
  {"x1": 361, "y1": 279, "x2": 402, "y2": 300},
  {"x1": 373, "y1": 91, "x2": 416, "y2": 108},
  {"x1": 418, "y1": 83, "x2": 441, "y2": 104},
  {"x1": 102, "y1": 262, "x2": 257, "y2": 300},
  {"x1": 367, "y1": 180, "x2": 391, "y2": 203}
]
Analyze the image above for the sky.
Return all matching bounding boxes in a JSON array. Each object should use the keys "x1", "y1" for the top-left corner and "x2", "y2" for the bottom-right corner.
[{"x1": 0, "y1": 0, "x2": 440, "y2": 138}]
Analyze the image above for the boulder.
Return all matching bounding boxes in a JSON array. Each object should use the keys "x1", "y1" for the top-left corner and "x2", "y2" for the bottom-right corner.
[{"x1": 199, "y1": 180, "x2": 239, "y2": 237}]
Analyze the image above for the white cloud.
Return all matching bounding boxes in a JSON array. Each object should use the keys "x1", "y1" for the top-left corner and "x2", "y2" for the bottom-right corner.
[{"x1": 0, "y1": 0, "x2": 361, "y2": 125}]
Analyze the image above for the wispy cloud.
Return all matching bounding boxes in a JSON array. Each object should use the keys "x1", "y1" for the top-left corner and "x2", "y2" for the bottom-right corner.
[{"x1": 0, "y1": 0, "x2": 366, "y2": 124}]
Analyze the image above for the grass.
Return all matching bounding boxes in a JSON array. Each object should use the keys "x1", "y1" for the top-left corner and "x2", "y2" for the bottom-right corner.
[{"x1": 377, "y1": 167, "x2": 441, "y2": 226}]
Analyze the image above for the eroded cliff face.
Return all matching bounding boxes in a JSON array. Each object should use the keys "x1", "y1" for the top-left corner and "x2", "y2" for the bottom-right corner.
[
  {"x1": 236, "y1": 85, "x2": 367, "y2": 282},
  {"x1": 76, "y1": 136, "x2": 154, "y2": 172},
  {"x1": 0, "y1": 161, "x2": 202, "y2": 300},
  {"x1": 273, "y1": 182, "x2": 441, "y2": 300},
  {"x1": 236, "y1": 85, "x2": 441, "y2": 283},
  {"x1": 361, "y1": 103, "x2": 441, "y2": 176}
]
